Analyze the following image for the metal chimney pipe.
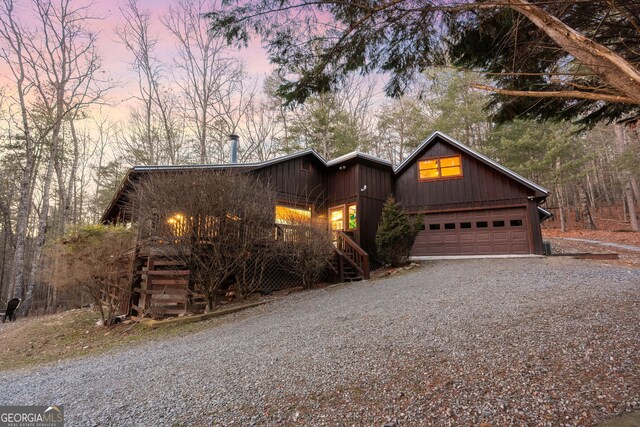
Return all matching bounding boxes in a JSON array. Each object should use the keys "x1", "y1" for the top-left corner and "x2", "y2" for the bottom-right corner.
[{"x1": 229, "y1": 134, "x2": 239, "y2": 164}]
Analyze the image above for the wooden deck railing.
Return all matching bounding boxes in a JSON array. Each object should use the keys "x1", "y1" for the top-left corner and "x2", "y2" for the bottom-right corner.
[{"x1": 335, "y1": 231, "x2": 370, "y2": 280}]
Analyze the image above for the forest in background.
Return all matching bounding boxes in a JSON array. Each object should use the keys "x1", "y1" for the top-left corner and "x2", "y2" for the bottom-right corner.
[{"x1": 0, "y1": 0, "x2": 639, "y2": 314}]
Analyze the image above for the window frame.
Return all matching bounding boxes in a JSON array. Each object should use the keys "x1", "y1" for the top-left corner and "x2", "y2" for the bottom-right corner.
[
  {"x1": 328, "y1": 202, "x2": 358, "y2": 231},
  {"x1": 417, "y1": 155, "x2": 463, "y2": 181}
]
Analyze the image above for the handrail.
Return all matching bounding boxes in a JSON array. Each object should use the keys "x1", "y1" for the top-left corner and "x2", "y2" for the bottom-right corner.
[{"x1": 336, "y1": 231, "x2": 370, "y2": 279}]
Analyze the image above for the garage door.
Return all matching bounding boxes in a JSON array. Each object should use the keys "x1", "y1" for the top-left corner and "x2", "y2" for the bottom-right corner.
[{"x1": 412, "y1": 208, "x2": 531, "y2": 256}]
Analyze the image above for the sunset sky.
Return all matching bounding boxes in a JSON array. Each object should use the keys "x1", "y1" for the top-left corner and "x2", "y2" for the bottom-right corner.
[
  {"x1": 95, "y1": 0, "x2": 272, "y2": 107},
  {"x1": 0, "y1": 0, "x2": 273, "y2": 119}
]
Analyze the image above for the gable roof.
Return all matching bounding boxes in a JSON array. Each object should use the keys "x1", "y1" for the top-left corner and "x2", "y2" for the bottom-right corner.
[
  {"x1": 394, "y1": 131, "x2": 549, "y2": 196},
  {"x1": 101, "y1": 131, "x2": 548, "y2": 222}
]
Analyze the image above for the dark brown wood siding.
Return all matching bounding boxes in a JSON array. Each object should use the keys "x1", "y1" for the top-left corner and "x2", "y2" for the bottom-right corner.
[
  {"x1": 253, "y1": 156, "x2": 327, "y2": 207},
  {"x1": 327, "y1": 164, "x2": 359, "y2": 205},
  {"x1": 527, "y1": 201, "x2": 544, "y2": 255},
  {"x1": 394, "y1": 143, "x2": 534, "y2": 212},
  {"x1": 357, "y1": 164, "x2": 393, "y2": 258}
]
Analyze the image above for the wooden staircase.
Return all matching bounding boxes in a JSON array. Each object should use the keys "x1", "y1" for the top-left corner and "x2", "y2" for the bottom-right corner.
[
  {"x1": 132, "y1": 250, "x2": 205, "y2": 318},
  {"x1": 333, "y1": 231, "x2": 370, "y2": 282}
]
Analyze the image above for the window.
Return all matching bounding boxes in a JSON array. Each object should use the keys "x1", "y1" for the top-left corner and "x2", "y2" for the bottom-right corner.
[
  {"x1": 444, "y1": 223, "x2": 456, "y2": 229},
  {"x1": 301, "y1": 158, "x2": 311, "y2": 172},
  {"x1": 329, "y1": 204, "x2": 357, "y2": 231},
  {"x1": 460, "y1": 222, "x2": 472, "y2": 229},
  {"x1": 167, "y1": 213, "x2": 187, "y2": 237},
  {"x1": 347, "y1": 204, "x2": 357, "y2": 230},
  {"x1": 329, "y1": 206, "x2": 344, "y2": 231},
  {"x1": 476, "y1": 221, "x2": 488, "y2": 228},
  {"x1": 429, "y1": 224, "x2": 440, "y2": 230},
  {"x1": 418, "y1": 155, "x2": 462, "y2": 180},
  {"x1": 493, "y1": 220, "x2": 505, "y2": 227},
  {"x1": 275, "y1": 205, "x2": 311, "y2": 225},
  {"x1": 510, "y1": 219, "x2": 523, "y2": 227}
]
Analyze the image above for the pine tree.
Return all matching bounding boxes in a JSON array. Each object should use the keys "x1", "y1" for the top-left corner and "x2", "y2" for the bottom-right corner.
[{"x1": 375, "y1": 197, "x2": 420, "y2": 267}]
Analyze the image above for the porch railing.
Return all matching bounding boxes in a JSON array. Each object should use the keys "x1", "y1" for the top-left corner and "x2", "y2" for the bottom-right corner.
[{"x1": 335, "y1": 231, "x2": 370, "y2": 280}]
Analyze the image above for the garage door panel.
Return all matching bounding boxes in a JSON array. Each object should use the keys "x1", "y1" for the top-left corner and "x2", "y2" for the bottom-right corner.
[
  {"x1": 476, "y1": 244, "x2": 493, "y2": 253},
  {"x1": 443, "y1": 234, "x2": 457, "y2": 243},
  {"x1": 412, "y1": 207, "x2": 531, "y2": 256},
  {"x1": 458, "y1": 244, "x2": 477, "y2": 254},
  {"x1": 476, "y1": 232, "x2": 491, "y2": 242},
  {"x1": 510, "y1": 231, "x2": 527, "y2": 239},
  {"x1": 459, "y1": 234, "x2": 475, "y2": 242},
  {"x1": 493, "y1": 231, "x2": 508, "y2": 241},
  {"x1": 511, "y1": 243, "x2": 528, "y2": 252},
  {"x1": 493, "y1": 243, "x2": 510, "y2": 253}
]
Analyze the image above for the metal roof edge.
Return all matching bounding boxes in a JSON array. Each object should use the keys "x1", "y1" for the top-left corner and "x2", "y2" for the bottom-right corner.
[
  {"x1": 537, "y1": 206, "x2": 553, "y2": 217},
  {"x1": 131, "y1": 148, "x2": 328, "y2": 172},
  {"x1": 326, "y1": 150, "x2": 393, "y2": 167}
]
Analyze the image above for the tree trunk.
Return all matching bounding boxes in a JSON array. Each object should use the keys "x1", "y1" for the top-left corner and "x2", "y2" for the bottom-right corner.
[
  {"x1": 630, "y1": 176, "x2": 640, "y2": 207},
  {"x1": 625, "y1": 181, "x2": 639, "y2": 231},
  {"x1": 11, "y1": 137, "x2": 35, "y2": 301},
  {"x1": 21, "y1": 146, "x2": 56, "y2": 315},
  {"x1": 578, "y1": 182, "x2": 596, "y2": 230},
  {"x1": 556, "y1": 186, "x2": 566, "y2": 233}
]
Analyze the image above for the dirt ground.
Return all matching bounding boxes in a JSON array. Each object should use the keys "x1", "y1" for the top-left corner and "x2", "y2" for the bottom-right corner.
[{"x1": 543, "y1": 228, "x2": 640, "y2": 269}]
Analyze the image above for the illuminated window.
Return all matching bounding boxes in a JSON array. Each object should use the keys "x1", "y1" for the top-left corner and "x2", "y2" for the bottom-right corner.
[
  {"x1": 275, "y1": 205, "x2": 311, "y2": 225},
  {"x1": 348, "y1": 204, "x2": 357, "y2": 229},
  {"x1": 418, "y1": 155, "x2": 462, "y2": 180},
  {"x1": 167, "y1": 213, "x2": 187, "y2": 237},
  {"x1": 329, "y1": 207, "x2": 344, "y2": 231}
]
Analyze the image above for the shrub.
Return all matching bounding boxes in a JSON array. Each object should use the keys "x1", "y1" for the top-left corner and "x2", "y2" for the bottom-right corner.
[
  {"x1": 375, "y1": 197, "x2": 421, "y2": 267},
  {"x1": 278, "y1": 220, "x2": 335, "y2": 289},
  {"x1": 47, "y1": 224, "x2": 136, "y2": 326},
  {"x1": 134, "y1": 171, "x2": 277, "y2": 311}
]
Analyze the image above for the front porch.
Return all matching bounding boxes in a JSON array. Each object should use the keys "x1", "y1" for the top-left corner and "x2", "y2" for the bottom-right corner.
[{"x1": 129, "y1": 227, "x2": 370, "y2": 318}]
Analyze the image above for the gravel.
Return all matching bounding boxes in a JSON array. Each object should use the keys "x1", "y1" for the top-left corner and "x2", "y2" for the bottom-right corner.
[{"x1": 0, "y1": 257, "x2": 639, "y2": 426}]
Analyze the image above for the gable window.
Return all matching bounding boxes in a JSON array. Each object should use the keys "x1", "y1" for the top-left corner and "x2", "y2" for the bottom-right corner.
[{"x1": 418, "y1": 155, "x2": 462, "y2": 180}]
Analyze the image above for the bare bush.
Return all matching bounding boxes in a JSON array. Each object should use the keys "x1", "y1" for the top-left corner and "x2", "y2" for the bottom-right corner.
[
  {"x1": 275, "y1": 208, "x2": 335, "y2": 289},
  {"x1": 46, "y1": 225, "x2": 135, "y2": 326},
  {"x1": 133, "y1": 170, "x2": 277, "y2": 311}
]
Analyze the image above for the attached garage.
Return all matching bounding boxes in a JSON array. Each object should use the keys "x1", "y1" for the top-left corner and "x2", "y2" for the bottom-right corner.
[{"x1": 411, "y1": 207, "x2": 532, "y2": 256}]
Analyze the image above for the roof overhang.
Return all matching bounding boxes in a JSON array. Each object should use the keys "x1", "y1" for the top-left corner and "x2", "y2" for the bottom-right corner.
[{"x1": 538, "y1": 206, "x2": 554, "y2": 222}]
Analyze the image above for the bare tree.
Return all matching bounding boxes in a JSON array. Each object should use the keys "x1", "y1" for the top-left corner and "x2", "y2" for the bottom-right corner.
[
  {"x1": 240, "y1": 96, "x2": 286, "y2": 162},
  {"x1": 163, "y1": 0, "x2": 250, "y2": 164},
  {"x1": 0, "y1": 0, "x2": 38, "y2": 301},
  {"x1": 19, "y1": 0, "x2": 109, "y2": 314},
  {"x1": 134, "y1": 170, "x2": 277, "y2": 311},
  {"x1": 119, "y1": 0, "x2": 184, "y2": 165}
]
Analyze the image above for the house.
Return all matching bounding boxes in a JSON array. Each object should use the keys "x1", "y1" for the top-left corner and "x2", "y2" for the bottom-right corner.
[{"x1": 102, "y1": 131, "x2": 550, "y2": 315}]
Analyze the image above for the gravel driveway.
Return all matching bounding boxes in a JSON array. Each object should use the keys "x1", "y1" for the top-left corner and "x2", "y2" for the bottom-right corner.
[{"x1": 1, "y1": 258, "x2": 639, "y2": 426}]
